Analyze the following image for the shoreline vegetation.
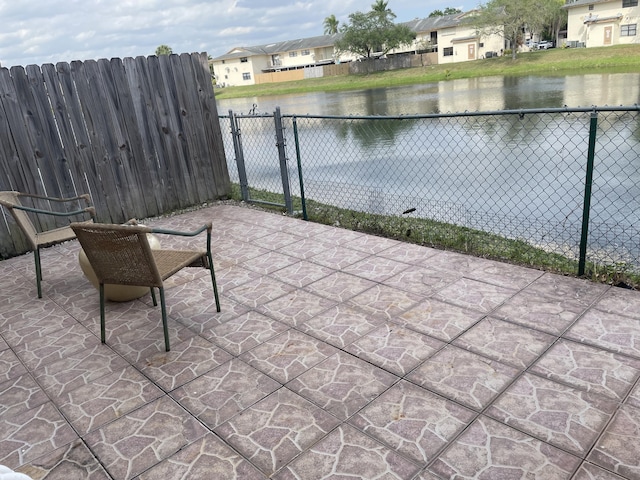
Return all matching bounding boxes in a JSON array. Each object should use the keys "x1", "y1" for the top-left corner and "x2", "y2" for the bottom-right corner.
[{"x1": 214, "y1": 44, "x2": 640, "y2": 100}]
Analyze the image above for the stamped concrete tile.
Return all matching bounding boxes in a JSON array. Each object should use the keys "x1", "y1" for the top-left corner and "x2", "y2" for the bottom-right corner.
[
  {"x1": 0, "y1": 303, "x2": 77, "y2": 347},
  {"x1": 565, "y1": 309, "x2": 640, "y2": 358},
  {"x1": 350, "y1": 380, "x2": 475, "y2": 464},
  {"x1": 308, "y1": 245, "x2": 371, "y2": 270},
  {"x1": 493, "y1": 290, "x2": 587, "y2": 335},
  {"x1": 84, "y1": 396, "x2": 207, "y2": 480},
  {"x1": 240, "y1": 330, "x2": 337, "y2": 383},
  {"x1": 486, "y1": 373, "x2": 617, "y2": 456},
  {"x1": 215, "y1": 388, "x2": 340, "y2": 476},
  {"x1": 345, "y1": 324, "x2": 444, "y2": 376},
  {"x1": 270, "y1": 260, "x2": 334, "y2": 288},
  {"x1": 277, "y1": 237, "x2": 333, "y2": 260},
  {"x1": 241, "y1": 251, "x2": 300, "y2": 275},
  {"x1": 466, "y1": 260, "x2": 543, "y2": 289},
  {"x1": 274, "y1": 424, "x2": 420, "y2": 480},
  {"x1": 171, "y1": 359, "x2": 280, "y2": 429},
  {"x1": 256, "y1": 289, "x2": 336, "y2": 327},
  {"x1": 347, "y1": 284, "x2": 424, "y2": 323},
  {"x1": 524, "y1": 273, "x2": 608, "y2": 307},
  {"x1": 175, "y1": 296, "x2": 250, "y2": 335},
  {"x1": 425, "y1": 250, "x2": 495, "y2": 272},
  {"x1": 341, "y1": 255, "x2": 410, "y2": 283},
  {"x1": 377, "y1": 242, "x2": 439, "y2": 265},
  {"x1": 433, "y1": 278, "x2": 518, "y2": 313},
  {"x1": 407, "y1": 345, "x2": 519, "y2": 411},
  {"x1": 137, "y1": 335, "x2": 232, "y2": 391},
  {"x1": 225, "y1": 275, "x2": 296, "y2": 308},
  {"x1": 16, "y1": 439, "x2": 110, "y2": 480},
  {"x1": 531, "y1": 339, "x2": 640, "y2": 401},
  {"x1": 136, "y1": 432, "x2": 267, "y2": 479},
  {"x1": 205, "y1": 311, "x2": 289, "y2": 356},
  {"x1": 396, "y1": 298, "x2": 483, "y2": 342},
  {"x1": 453, "y1": 317, "x2": 556, "y2": 369},
  {"x1": 58, "y1": 366, "x2": 163, "y2": 435},
  {"x1": 306, "y1": 271, "x2": 377, "y2": 303},
  {"x1": 298, "y1": 303, "x2": 383, "y2": 349},
  {"x1": 0, "y1": 374, "x2": 49, "y2": 418},
  {"x1": 627, "y1": 380, "x2": 640, "y2": 409},
  {"x1": 589, "y1": 404, "x2": 640, "y2": 479},
  {"x1": 287, "y1": 351, "x2": 398, "y2": 420},
  {"x1": 573, "y1": 462, "x2": 628, "y2": 480},
  {"x1": 211, "y1": 263, "x2": 262, "y2": 293},
  {"x1": 430, "y1": 416, "x2": 580, "y2": 479},
  {"x1": 593, "y1": 285, "x2": 640, "y2": 320},
  {"x1": 0, "y1": 401, "x2": 78, "y2": 468},
  {"x1": 307, "y1": 227, "x2": 365, "y2": 246},
  {"x1": 0, "y1": 349, "x2": 27, "y2": 383},
  {"x1": 384, "y1": 264, "x2": 463, "y2": 297},
  {"x1": 347, "y1": 234, "x2": 400, "y2": 255},
  {"x1": 247, "y1": 231, "x2": 300, "y2": 251}
]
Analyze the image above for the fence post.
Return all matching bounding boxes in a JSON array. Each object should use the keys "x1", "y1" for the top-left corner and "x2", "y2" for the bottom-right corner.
[
  {"x1": 292, "y1": 116, "x2": 308, "y2": 220},
  {"x1": 578, "y1": 110, "x2": 598, "y2": 276},
  {"x1": 274, "y1": 107, "x2": 293, "y2": 215},
  {"x1": 229, "y1": 110, "x2": 250, "y2": 202}
]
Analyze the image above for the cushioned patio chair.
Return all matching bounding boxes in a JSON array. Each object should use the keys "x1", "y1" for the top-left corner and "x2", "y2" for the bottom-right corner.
[
  {"x1": 70, "y1": 221, "x2": 221, "y2": 352},
  {"x1": 0, "y1": 191, "x2": 96, "y2": 298}
]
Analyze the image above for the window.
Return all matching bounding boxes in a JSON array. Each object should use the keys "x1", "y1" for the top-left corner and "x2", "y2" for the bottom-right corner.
[
  {"x1": 222, "y1": 60, "x2": 226, "y2": 64},
  {"x1": 623, "y1": 0, "x2": 638, "y2": 7},
  {"x1": 301, "y1": 49, "x2": 310, "y2": 56},
  {"x1": 240, "y1": 57, "x2": 248, "y2": 63},
  {"x1": 588, "y1": 4, "x2": 594, "y2": 9},
  {"x1": 242, "y1": 72, "x2": 251, "y2": 80},
  {"x1": 443, "y1": 47, "x2": 454, "y2": 56},
  {"x1": 621, "y1": 23, "x2": 637, "y2": 35},
  {"x1": 289, "y1": 51, "x2": 298, "y2": 57},
  {"x1": 479, "y1": 42, "x2": 484, "y2": 47}
]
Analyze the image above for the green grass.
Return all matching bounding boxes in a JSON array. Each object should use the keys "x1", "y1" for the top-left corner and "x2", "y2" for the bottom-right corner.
[
  {"x1": 230, "y1": 184, "x2": 640, "y2": 289},
  {"x1": 215, "y1": 44, "x2": 640, "y2": 100}
]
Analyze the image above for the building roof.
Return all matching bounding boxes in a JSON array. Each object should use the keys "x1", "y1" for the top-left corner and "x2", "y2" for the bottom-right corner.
[{"x1": 562, "y1": 0, "x2": 615, "y2": 9}]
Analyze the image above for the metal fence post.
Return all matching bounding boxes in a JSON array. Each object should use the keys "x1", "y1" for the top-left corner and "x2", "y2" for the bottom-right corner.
[
  {"x1": 292, "y1": 116, "x2": 308, "y2": 220},
  {"x1": 578, "y1": 110, "x2": 598, "y2": 276},
  {"x1": 274, "y1": 107, "x2": 293, "y2": 215},
  {"x1": 229, "y1": 109, "x2": 250, "y2": 202}
]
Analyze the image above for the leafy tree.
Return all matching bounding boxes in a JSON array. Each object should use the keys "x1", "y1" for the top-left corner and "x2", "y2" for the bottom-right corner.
[
  {"x1": 155, "y1": 45, "x2": 173, "y2": 56},
  {"x1": 323, "y1": 14, "x2": 340, "y2": 35},
  {"x1": 335, "y1": 4, "x2": 415, "y2": 59},
  {"x1": 538, "y1": 0, "x2": 568, "y2": 43},
  {"x1": 429, "y1": 7, "x2": 463, "y2": 17}
]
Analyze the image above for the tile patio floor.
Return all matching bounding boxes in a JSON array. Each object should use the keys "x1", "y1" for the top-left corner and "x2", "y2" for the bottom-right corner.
[{"x1": 2, "y1": 203, "x2": 640, "y2": 479}]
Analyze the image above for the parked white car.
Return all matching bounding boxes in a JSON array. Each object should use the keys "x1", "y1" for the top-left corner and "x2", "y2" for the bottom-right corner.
[{"x1": 537, "y1": 41, "x2": 554, "y2": 50}]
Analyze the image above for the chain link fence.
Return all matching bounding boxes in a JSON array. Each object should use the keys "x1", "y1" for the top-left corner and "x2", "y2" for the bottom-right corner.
[{"x1": 219, "y1": 106, "x2": 640, "y2": 276}]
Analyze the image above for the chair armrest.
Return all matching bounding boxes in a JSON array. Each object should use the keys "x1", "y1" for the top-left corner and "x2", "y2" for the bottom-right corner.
[
  {"x1": 12, "y1": 204, "x2": 96, "y2": 218},
  {"x1": 17, "y1": 192, "x2": 92, "y2": 205},
  {"x1": 150, "y1": 222, "x2": 212, "y2": 238}
]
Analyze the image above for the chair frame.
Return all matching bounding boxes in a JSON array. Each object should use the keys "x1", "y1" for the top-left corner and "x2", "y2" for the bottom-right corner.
[
  {"x1": 0, "y1": 191, "x2": 95, "y2": 298},
  {"x1": 70, "y1": 221, "x2": 221, "y2": 352}
]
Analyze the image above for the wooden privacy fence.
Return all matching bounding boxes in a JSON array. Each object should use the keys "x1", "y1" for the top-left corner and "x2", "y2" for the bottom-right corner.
[{"x1": 0, "y1": 52, "x2": 231, "y2": 258}]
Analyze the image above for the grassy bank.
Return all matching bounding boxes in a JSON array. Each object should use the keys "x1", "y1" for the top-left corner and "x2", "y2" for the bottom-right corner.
[{"x1": 215, "y1": 44, "x2": 640, "y2": 100}]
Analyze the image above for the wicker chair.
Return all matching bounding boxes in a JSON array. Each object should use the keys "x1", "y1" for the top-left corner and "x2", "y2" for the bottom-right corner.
[
  {"x1": 70, "y1": 221, "x2": 221, "y2": 351},
  {"x1": 0, "y1": 191, "x2": 96, "y2": 298}
]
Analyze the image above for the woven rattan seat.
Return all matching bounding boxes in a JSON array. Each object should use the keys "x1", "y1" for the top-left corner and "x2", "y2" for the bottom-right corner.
[
  {"x1": 0, "y1": 191, "x2": 95, "y2": 298},
  {"x1": 70, "y1": 221, "x2": 220, "y2": 351}
]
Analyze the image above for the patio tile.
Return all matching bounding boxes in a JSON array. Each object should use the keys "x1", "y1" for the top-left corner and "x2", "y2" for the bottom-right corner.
[
  {"x1": 347, "y1": 283, "x2": 425, "y2": 323},
  {"x1": 531, "y1": 339, "x2": 640, "y2": 401},
  {"x1": 136, "y1": 432, "x2": 267, "y2": 479},
  {"x1": 383, "y1": 264, "x2": 462, "y2": 297},
  {"x1": 424, "y1": 250, "x2": 496, "y2": 272},
  {"x1": 0, "y1": 349, "x2": 27, "y2": 383},
  {"x1": 345, "y1": 324, "x2": 444, "y2": 376},
  {"x1": 523, "y1": 273, "x2": 609, "y2": 307},
  {"x1": 174, "y1": 296, "x2": 250, "y2": 334},
  {"x1": 467, "y1": 259, "x2": 544, "y2": 289},
  {"x1": 452, "y1": 317, "x2": 556, "y2": 369},
  {"x1": 240, "y1": 330, "x2": 337, "y2": 383},
  {"x1": 58, "y1": 366, "x2": 164, "y2": 435},
  {"x1": 341, "y1": 255, "x2": 410, "y2": 283},
  {"x1": 210, "y1": 263, "x2": 262, "y2": 293},
  {"x1": 84, "y1": 396, "x2": 208, "y2": 479},
  {"x1": 572, "y1": 463, "x2": 627, "y2": 479},
  {"x1": 492, "y1": 289, "x2": 587, "y2": 335},
  {"x1": 273, "y1": 424, "x2": 420, "y2": 480},
  {"x1": 245, "y1": 231, "x2": 301, "y2": 251},
  {"x1": 0, "y1": 401, "x2": 78, "y2": 468},
  {"x1": 205, "y1": 311, "x2": 289, "y2": 356},
  {"x1": 593, "y1": 286, "x2": 640, "y2": 320},
  {"x1": 377, "y1": 242, "x2": 439, "y2": 265},
  {"x1": 136, "y1": 335, "x2": 232, "y2": 391},
  {"x1": 396, "y1": 298, "x2": 484, "y2": 342},
  {"x1": 225, "y1": 275, "x2": 296, "y2": 308},
  {"x1": 349, "y1": 380, "x2": 475, "y2": 464},
  {"x1": 287, "y1": 351, "x2": 398, "y2": 420},
  {"x1": 269, "y1": 259, "x2": 334, "y2": 288},
  {"x1": 486, "y1": 373, "x2": 617, "y2": 456},
  {"x1": 407, "y1": 345, "x2": 519, "y2": 411},
  {"x1": 240, "y1": 250, "x2": 300, "y2": 275},
  {"x1": 214, "y1": 388, "x2": 340, "y2": 476},
  {"x1": 0, "y1": 374, "x2": 49, "y2": 418},
  {"x1": 15, "y1": 439, "x2": 110, "y2": 480},
  {"x1": 627, "y1": 380, "x2": 640, "y2": 409},
  {"x1": 589, "y1": 404, "x2": 640, "y2": 479},
  {"x1": 308, "y1": 245, "x2": 371, "y2": 270},
  {"x1": 305, "y1": 271, "x2": 377, "y2": 302},
  {"x1": 171, "y1": 359, "x2": 280, "y2": 430},
  {"x1": 275, "y1": 237, "x2": 334, "y2": 260},
  {"x1": 298, "y1": 303, "x2": 383, "y2": 349},
  {"x1": 0, "y1": 301, "x2": 77, "y2": 345},
  {"x1": 429, "y1": 416, "x2": 581, "y2": 479},
  {"x1": 564, "y1": 309, "x2": 640, "y2": 359},
  {"x1": 256, "y1": 289, "x2": 336, "y2": 327},
  {"x1": 433, "y1": 277, "x2": 518, "y2": 313},
  {"x1": 346, "y1": 234, "x2": 400, "y2": 254}
]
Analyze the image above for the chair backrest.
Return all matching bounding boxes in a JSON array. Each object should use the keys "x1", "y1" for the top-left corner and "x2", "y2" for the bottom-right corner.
[
  {"x1": 71, "y1": 223, "x2": 163, "y2": 288},
  {"x1": 0, "y1": 191, "x2": 38, "y2": 249}
]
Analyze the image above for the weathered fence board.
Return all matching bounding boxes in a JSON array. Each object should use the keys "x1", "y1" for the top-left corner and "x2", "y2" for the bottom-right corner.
[{"x1": 0, "y1": 52, "x2": 231, "y2": 259}]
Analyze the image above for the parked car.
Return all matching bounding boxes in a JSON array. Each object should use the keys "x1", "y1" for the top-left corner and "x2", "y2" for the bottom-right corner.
[{"x1": 537, "y1": 41, "x2": 554, "y2": 50}]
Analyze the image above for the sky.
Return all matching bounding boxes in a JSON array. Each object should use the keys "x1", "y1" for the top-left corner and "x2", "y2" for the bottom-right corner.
[{"x1": 0, "y1": 0, "x2": 478, "y2": 69}]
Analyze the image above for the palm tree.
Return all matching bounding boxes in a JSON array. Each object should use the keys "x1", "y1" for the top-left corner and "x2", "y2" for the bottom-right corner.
[
  {"x1": 155, "y1": 45, "x2": 173, "y2": 56},
  {"x1": 371, "y1": 0, "x2": 390, "y2": 13},
  {"x1": 323, "y1": 14, "x2": 339, "y2": 35}
]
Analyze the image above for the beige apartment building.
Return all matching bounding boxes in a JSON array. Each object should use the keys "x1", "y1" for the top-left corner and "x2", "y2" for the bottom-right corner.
[{"x1": 564, "y1": 0, "x2": 639, "y2": 47}]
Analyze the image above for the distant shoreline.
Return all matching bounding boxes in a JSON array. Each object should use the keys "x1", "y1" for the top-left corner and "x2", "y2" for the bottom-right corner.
[{"x1": 214, "y1": 44, "x2": 640, "y2": 100}]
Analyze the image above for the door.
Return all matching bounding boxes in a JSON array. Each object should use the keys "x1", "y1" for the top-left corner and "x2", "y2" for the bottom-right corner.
[
  {"x1": 468, "y1": 43, "x2": 475, "y2": 60},
  {"x1": 604, "y1": 26, "x2": 612, "y2": 45}
]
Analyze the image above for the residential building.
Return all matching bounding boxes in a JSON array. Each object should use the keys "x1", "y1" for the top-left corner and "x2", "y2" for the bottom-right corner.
[{"x1": 564, "y1": 0, "x2": 640, "y2": 47}]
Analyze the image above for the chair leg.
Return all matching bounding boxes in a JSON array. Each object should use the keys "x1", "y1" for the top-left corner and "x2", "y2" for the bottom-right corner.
[
  {"x1": 150, "y1": 287, "x2": 157, "y2": 306},
  {"x1": 99, "y1": 284, "x2": 106, "y2": 344},
  {"x1": 207, "y1": 252, "x2": 221, "y2": 312},
  {"x1": 158, "y1": 287, "x2": 170, "y2": 352},
  {"x1": 34, "y1": 248, "x2": 42, "y2": 298}
]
